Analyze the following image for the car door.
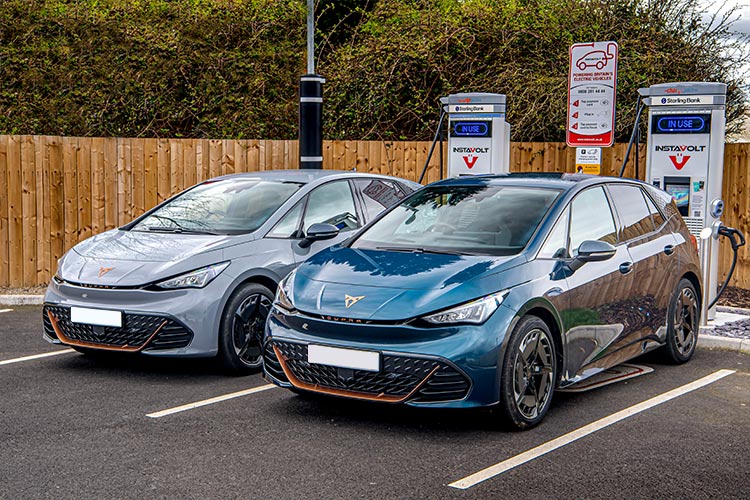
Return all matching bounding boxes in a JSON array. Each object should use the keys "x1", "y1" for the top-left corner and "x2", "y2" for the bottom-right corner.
[
  {"x1": 607, "y1": 183, "x2": 677, "y2": 346},
  {"x1": 267, "y1": 180, "x2": 364, "y2": 265},
  {"x1": 553, "y1": 186, "x2": 636, "y2": 383}
]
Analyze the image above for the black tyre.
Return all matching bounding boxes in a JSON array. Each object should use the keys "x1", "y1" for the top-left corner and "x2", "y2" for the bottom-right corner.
[
  {"x1": 498, "y1": 316, "x2": 557, "y2": 430},
  {"x1": 659, "y1": 278, "x2": 699, "y2": 364},
  {"x1": 218, "y1": 282, "x2": 274, "y2": 375}
]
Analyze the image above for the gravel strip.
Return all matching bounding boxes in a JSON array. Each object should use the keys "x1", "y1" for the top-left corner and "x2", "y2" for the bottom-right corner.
[
  {"x1": 706, "y1": 317, "x2": 750, "y2": 340},
  {"x1": 717, "y1": 305, "x2": 750, "y2": 316}
]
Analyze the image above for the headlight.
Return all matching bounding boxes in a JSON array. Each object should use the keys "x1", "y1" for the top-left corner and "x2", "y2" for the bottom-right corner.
[
  {"x1": 274, "y1": 270, "x2": 297, "y2": 312},
  {"x1": 422, "y1": 291, "x2": 508, "y2": 325},
  {"x1": 54, "y1": 256, "x2": 65, "y2": 281},
  {"x1": 155, "y1": 262, "x2": 230, "y2": 289}
]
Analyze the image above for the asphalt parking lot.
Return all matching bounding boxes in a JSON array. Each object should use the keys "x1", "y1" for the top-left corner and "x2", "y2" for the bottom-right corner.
[{"x1": 1, "y1": 306, "x2": 748, "y2": 499}]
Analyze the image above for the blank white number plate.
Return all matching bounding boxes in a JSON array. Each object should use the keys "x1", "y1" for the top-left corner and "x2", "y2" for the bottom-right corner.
[
  {"x1": 307, "y1": 344, "x2": 380, "y2": 372},
  {"x1": 70, "y1": 307, "x2": 122, "y2": 327}
]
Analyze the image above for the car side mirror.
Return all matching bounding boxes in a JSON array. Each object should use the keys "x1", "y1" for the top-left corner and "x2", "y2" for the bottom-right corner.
[
  {"x1": 576, "y1": 240, "x2": 617, "y2": 262},
  {"x1": 299, "y1": 223, "x2": 340, "y2": 248},
  {"x1": 565, "y1": 240, "x2": 616, "y2": 274}
]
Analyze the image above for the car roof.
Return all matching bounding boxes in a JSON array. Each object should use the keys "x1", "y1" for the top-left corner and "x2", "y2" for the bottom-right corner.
[
  {"x1": 429, "y1": 172, "x2": 649, "y2": 193},
  {"x1": 208, "y1": 169, "x2": 419, "y2": 186}
]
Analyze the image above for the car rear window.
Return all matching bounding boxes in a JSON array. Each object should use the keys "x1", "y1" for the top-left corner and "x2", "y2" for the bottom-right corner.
[{"x1": 354, "y1": 179, "x2": 410, "y2": 220}]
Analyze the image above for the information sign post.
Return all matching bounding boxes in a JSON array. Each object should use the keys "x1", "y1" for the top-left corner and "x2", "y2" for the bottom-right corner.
[{"x1": 567, "y1": 41, "x2": 618, "y2": 148}]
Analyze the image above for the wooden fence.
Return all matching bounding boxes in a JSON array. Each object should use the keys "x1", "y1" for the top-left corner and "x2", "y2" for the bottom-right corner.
[{"x1": 0, "y1": 135, "x2": 748, "y2": 288}]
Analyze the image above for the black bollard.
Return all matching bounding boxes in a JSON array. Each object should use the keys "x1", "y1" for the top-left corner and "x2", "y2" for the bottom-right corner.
[{"x1": 299, "y1": 74, "x2": 324, "y2": 169}]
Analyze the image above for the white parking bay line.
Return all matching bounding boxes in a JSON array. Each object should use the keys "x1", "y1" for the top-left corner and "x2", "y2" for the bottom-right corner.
[
  {"x1": 0, "y1": 309, "x2": 13, "y2": 313},
  {"x1": 0, "y1": 349, "x2": 76, "y2": 366},
  {"x1": 147, "y1": 384, "x2": 277, "y2": 418},
  {"x1": 449, "y1": 369, "x2": 736, "y2": 490}
]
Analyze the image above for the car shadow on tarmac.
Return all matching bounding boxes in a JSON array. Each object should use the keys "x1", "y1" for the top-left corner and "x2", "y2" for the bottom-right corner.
[
  {"x1": 56, "y1": 350, "x2": 231, "y2": 379},
  {"x1": 262, "y1": 389, "x2": 507, "y2": 433}
]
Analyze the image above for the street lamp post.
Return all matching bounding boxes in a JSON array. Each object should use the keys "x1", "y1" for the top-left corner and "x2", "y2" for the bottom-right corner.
[{"x1": 299, "y1": 0, "x2": 324, "y2": 169}]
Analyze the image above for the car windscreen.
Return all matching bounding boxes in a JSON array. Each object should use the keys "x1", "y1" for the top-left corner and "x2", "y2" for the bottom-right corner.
[
  {"x1": 131, "y1": 179, "x2": 303, "y2": 235},
  {"x1": 351, "y1": 184, "x2": 561, "y2": 256}
]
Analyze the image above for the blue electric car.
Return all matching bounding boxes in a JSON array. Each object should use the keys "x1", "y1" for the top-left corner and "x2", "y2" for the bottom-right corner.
[{"x1": 263, "y1": 173, "x2": 702, "y2": 429}]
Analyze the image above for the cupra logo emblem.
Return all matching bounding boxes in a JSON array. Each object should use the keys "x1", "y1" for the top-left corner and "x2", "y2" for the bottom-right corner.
[
  {"x1": 344, "y1": 294, "x2": 365, "y2": 308},
  {"x1": 98, "y1": 267, "x2": 114, "y2": 278}
]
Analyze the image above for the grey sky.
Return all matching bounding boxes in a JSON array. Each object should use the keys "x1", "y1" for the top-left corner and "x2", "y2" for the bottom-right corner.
[
  {"x1": 700, "y1": 0, "x2": 750, "y2": 90},
  {"x1": 701, "y1": 1, "x2": 750, "y2": 39}
]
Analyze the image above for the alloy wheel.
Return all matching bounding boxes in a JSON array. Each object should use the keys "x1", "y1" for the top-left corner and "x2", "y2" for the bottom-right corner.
[
  {"x1": 232, "y1": 293, "x2": 272, "y2": 367},
  {"x1": 512, "y1": 328, "x2": 555, "y2": 420},
  {"x1": 674, "y1": 287, "x2": 697, "y2": 356}
]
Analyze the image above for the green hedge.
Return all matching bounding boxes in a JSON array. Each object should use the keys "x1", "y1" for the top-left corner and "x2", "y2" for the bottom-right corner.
[
  {"x1": 0, "y1": 0, "x2": 746, "y2": 141},
  {"x1": 322, "y1": 0, "x2": 748, "y2": 141},
  {"x1": 0, "y1": 0, "x2": 306, "y2": 138}
]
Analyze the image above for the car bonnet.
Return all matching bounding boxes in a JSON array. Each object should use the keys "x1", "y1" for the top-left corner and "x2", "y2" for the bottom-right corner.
[
  {"x1": 59, "y1": 229, "x2": 246, "y2": 286},
  {"x1": 291, "y1": 246, "x2": 526, "y2": 321}
]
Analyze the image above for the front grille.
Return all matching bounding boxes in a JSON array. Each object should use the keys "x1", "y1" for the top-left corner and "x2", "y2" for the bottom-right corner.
[
  {"x1": 263, "y1": 342, "x2": 288, "y2": 383},
  {"x1": 146, "y1": 322, "x2": 193, "y2": 350},
  {"x1": 413, "y1": 365, "x2": 472, "y2": 403},
  {"x1": 42, "y1": 309, "x2": 58, "y2": 340},
  {"x1": 271, "y1": 340, "x2": 470, "y2": 402},
  {"x1": 44, "y1": 305, "x2": 192, "y2": 351}
]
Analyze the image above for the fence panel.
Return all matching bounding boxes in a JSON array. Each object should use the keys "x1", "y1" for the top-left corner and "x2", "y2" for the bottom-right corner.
[{"x1": 0, "y1": 135, "x2": 748, "y2": 287}]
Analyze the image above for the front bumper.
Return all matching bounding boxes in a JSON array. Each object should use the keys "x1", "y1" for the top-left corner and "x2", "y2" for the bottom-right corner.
[
  {"x1": 43, "y1": 304, "x2": 193, "y2": 353},
  {"x1": 42, "y1": 274, "x2": 232, "y2": 357},
  {"x1": 263, "y1": 305, "x2": 517, "y2": 409}
]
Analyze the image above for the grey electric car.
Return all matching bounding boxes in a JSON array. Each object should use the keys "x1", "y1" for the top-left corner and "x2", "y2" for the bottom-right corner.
[{"x1": 43, "y1": 170, "x2": 420, "y2": 373}]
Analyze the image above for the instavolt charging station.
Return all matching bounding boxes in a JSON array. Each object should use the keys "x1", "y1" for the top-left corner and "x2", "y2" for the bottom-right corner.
[
  {"x1": 640, "y1": 82, "x2": 729, "y2": 320},
  {"x1": 441, "y1": 93, "x2": 511, "y2": 177}
]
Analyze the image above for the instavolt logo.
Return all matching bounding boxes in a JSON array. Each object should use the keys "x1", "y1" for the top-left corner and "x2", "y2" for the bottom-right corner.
[
  {"x1": 654, "y1": 145, "x2": 706, "y2": 152},
  {"x1": 452, "y1": 147, "x2": 489, "y2": 153}
]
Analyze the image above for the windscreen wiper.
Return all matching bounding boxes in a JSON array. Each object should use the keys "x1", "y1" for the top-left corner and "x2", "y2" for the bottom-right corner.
[
  {"x1": 374, "y1": 246, "x2": 473, "y2": 256},
  {"x1": 147, "y1": 225, "x2": 184, "y2": 233},
  {"x1": 147, "y1": 226, "x2": 218, "y2": 235}
]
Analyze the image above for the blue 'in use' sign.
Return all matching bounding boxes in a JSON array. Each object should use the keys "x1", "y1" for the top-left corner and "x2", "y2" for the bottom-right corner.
[
  {"x1": 450, "y1": 121, "x2": 492, "y2": 138},
  {"x1": 651, "y1": 114, "x2": 711, "y2": 134}
]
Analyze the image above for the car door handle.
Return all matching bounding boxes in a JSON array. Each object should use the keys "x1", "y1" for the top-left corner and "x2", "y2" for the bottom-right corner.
[
  {"x1": 619, "y1": 262, "x2": 633, "y2": 274},
  {"x1": 664, "y1": 245, "x2": 675, "y2": 256}
]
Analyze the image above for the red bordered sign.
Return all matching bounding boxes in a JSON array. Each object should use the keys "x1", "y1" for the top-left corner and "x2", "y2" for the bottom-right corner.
[{"x1": 567, "y1": 41, "x2": 618, "y2": 147}]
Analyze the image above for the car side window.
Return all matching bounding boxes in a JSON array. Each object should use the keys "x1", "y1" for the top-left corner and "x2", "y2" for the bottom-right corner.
[
  {"x1": 569, "y1": 187, "x2": 617, "y2": 256},
  {"x1": 539, "y1": 208, "x2": 570, "y2": 259},
  {"x1": 302, "y1": 180, "x2": 359, "y2": 233},
  {"x1": 354, "y1": 179, "x2": 408, "y2": 220},
  {"x1": 267, "y1": 200, "x2": 304, "y2": 238},
  {"x1": 643, "y1": 192, "x2": 666, "y2": 228},
  {"x1": 608, "y1": 184, "x2": 656, "y2": 242}
]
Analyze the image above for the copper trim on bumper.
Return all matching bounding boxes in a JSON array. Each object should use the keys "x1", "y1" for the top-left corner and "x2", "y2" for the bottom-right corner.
[
  {"x1": 46, "y1": 309, "x2": 167, "y2": 353},
  {"x1": 273, "y1": 344, "x2": 439, "y2": 403}
]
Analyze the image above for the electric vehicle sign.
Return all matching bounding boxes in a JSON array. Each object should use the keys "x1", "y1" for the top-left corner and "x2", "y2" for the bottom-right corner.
[{"x1": 567, "y1": 41, "x2": 618, "y2": 147}]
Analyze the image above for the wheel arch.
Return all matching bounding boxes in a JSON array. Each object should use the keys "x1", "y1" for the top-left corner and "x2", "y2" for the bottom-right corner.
[
  {"x1": 216, "y1": 269, "x2": 283, "y2": 373},
  {"x1": 506, "y1": 298, "x2": 565, "y2": 383},
  {"x1": 681, "y1": 271, "x2": 702, "y2": 307},
  {"x1": 226, "y1": 267, "x2": 282, "y2": 300},
  {"x1": 215, "y1": 268, "x2": 283, "y2": 346}
]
